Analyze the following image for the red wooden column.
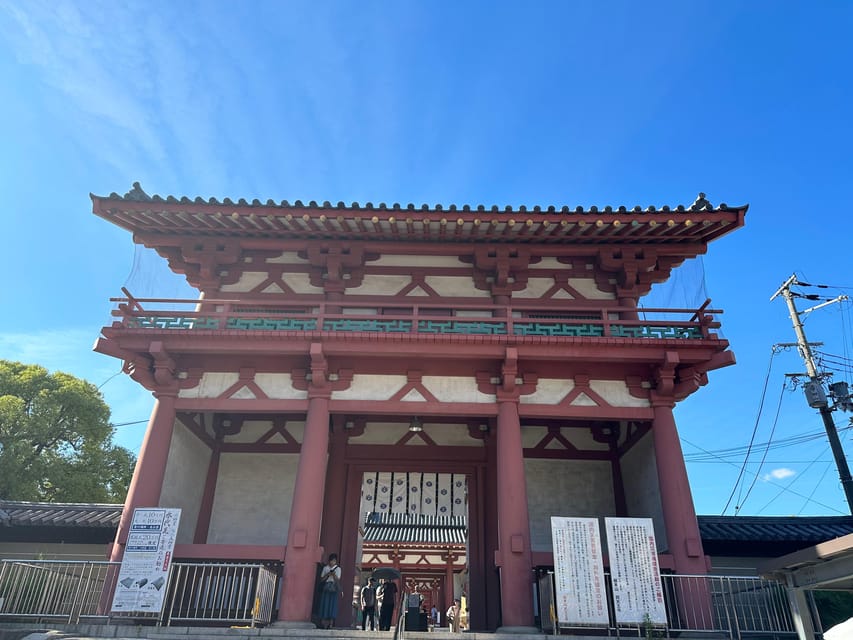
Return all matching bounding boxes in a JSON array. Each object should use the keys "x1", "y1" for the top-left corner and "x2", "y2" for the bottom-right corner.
[
  {"x1": 193, "y1": 436, "x2": 222, "y2": 544},
  {"x1": 109, "y1": 392, "x2": 177, "y2": 562},
  {"x1": 651, "y1": 398, "x2": 706, "y2": 574},
  {"x1": 277, "y1": 390, "x2": 331, "y2": 625},
  {"x1": 321, "y1": 418, "x2": 350, "y2": 627},
  {"x1": 494, "y1": 395, "x2": 535, "y2": 631}
]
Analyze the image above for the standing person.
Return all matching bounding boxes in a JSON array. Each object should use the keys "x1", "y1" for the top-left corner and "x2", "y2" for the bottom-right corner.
[
  {"x1": 318, "y1": 553, "x2": 341, "y2": 629},
  {"x1": 378, "y1": 577, "x2": 398, "y2": 631},
  {"x1": 446, "y1": 599, "x2": 460, "y2": 633},
  {"x1": 430, "y1": 604, "x2": 439, "y2": 629},
  {"x1": 361, "y1": 577, "x2": 378, "y2": 631}
]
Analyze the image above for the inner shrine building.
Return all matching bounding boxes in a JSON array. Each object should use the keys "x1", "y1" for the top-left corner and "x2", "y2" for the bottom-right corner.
[{"x1": 92, "y1": 185, "x2": 746, "y2": 631}]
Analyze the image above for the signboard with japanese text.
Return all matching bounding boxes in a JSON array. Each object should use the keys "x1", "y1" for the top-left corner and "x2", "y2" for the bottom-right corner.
[
  {"x1": 111, "y1": 508, "x2": 181, "y2": 615},
  {"x1": 604, "y1": 517, "x2": 666, "y2": 625},
  {"x1": 550, "y1": 516, "x2": 608, "y2": 626}
]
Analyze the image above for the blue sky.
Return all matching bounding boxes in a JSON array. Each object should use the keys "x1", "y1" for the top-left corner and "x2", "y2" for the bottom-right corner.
[{"x1": 2, "y1": 0, "x2": 853, "y2": 517}]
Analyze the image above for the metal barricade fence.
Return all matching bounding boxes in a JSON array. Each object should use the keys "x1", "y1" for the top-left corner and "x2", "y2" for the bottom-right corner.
[
  {"x1": 162, "y1": 562, "x2": 277, "y2": 627},
  {"x1": 0, "y1": 560, "x2": 120, "y2": 623},
  {"x1": 0, "y1": 559, "x2": 278, "y2": 627},
  {"x1": 661, "y1": 574, "x2": 796, "y2": 637},
  {"x1": 545, "y1": 571, "x2": 797, "y2": 638}
]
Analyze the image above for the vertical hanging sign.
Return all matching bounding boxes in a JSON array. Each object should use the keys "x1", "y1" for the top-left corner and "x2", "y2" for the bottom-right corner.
[
  {"x1": 604, "y1": 517, "x2": 666, "y2": 625},
  {"x1": 550, "y1": 516, "x2": 608, "y2": 626},
  {"x1": 111, "y1": 508, "x2": 181, "y2": 615}
]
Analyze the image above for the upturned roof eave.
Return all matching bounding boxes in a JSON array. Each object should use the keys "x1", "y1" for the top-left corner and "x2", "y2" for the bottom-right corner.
[{"x1": 91, "y1": 185, "x2": 747, "y2": 246}]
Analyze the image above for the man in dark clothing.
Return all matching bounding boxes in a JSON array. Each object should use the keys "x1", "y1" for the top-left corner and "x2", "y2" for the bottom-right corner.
[
  {"x1": 361, "y1": 577, "x2": 378, "y2": 630},
  {"x1": 378, "y1": 578, "x2": 398, "y2": 631}
]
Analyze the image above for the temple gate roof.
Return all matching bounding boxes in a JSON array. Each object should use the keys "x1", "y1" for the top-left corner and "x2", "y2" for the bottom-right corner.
[{"x1": 92, "y1": 183, "x2": 747, "y2": 246}]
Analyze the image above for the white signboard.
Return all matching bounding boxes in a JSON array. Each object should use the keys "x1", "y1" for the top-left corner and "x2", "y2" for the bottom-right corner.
[
  {"x1": 550, "y1": 516, "x2": 608, "y2": 626},
  {"x1": 604, "y1": 517, "x2": 666, "y2": 625},
  {"x1": 111, "y1": 508, "x2": 181, "y2": 614}
]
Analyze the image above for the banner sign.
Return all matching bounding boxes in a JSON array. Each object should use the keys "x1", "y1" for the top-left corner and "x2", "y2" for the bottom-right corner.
[
  {"x1": 604, "y1": 517, "x2": 666, "y2": 625},
  {"x1": 111, "y1": 508, "x2": 181, "y2": 614},
  {"x1": 550, "y1": 516, "x2": 608, "y2": 626}
]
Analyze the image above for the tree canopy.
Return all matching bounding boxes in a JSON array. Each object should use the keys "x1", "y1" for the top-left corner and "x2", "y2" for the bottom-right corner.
[{"x1": 0, "y1": 360, "x2": 136, "y2": 503}]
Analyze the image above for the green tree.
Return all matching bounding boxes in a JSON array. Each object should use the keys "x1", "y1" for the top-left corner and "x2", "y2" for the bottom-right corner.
[{"x1": 0, "y1": 360, "x2": 136, "y2": 502}]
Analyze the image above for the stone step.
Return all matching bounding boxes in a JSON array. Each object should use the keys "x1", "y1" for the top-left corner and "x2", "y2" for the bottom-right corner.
[{"x1": 0, "y1": 624, "x2": 730, "y2": 640}]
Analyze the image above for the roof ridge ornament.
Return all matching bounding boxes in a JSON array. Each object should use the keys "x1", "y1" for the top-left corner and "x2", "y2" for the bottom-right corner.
[
  {"x1": 690, "y1": 192, "x2": 713, "y2": 211},
  {"x1": 123, "y1": 182, "x2": 151, "y2": 202}
]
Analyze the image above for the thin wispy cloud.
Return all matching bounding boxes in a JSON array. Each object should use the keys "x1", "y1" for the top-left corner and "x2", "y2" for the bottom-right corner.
[{"x1": 0, "y1": 0, "x2": 237, "y2": 187}]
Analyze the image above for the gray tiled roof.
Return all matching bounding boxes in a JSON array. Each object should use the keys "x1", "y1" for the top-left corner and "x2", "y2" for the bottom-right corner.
[
  {"x1": 363, "y1": 512, "x2": 467, "y2": 546},
  {"x1": 0, "y1": 500, "x2": 122, "y2": 528},
  {"x1": 103, "y1": 183, "x2": 739, "y2": 215},
  {"x1": 697, "y1": 515, "x2": 853, "y2": 543},
  {"x1": 92, "y1": 184, "x2": 747, "y2": 246}
]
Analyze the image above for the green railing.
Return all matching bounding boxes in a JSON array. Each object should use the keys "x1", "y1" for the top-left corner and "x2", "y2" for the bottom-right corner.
[{"x1": 113, "y1": 293, "x2": 721, "y2": 341}]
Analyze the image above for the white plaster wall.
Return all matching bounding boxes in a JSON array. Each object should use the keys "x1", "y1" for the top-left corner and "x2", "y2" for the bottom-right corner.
[
  {"x1": 425, "y1": 276, "x2": 490, "y2": 298},
  {"x1": 160, "y1": 420, "x2": 210, "y2": 544},
  {"x1": 521, "y1": 379, "x2": 573, "y2": 405},
  {"x1": 349, "y1": 275, "x2": 412, "y2": 295},
  {"x1": 207, "y1": 453, "x2": 299, "y2": 545},
  {"x1": 422, "y1": 376, "x2": 495, "y2": 403},
  {"x1": 525, "y1": 459, "x2": 616, "y2": 552},
  {"x1": 281, "y1": 273, "x2": 323, "y2": 294},
  {"x1": 589, "y1": 380, "x2": 651, "y2": 408},
  {"x1": 220, "y1": 272, "x2": 268, "y2": 293},
  {"x1": 514, "y1": 278, "x2": 560, "y2": 299},
  {"x1": 619, "y1": 430, "x2": 667, "y2": 552},
  {"x1": 332, "y1": 375, "x2": 407, "y2": 401},
  {"x1": 180, "y1": 372, "x2": 309, "y2": 400},
  {"x1": 567, "y1": 278, "x2": 614, "y2": 300},
  {"x1": 179, "y1": 372, "x2": 238, "y2": 399},
  {"x1": 521, "y1": 379, "x2": 650, "y2": 408},
  {"x1": 254, "y1": 373, "x2": 308, "y2": 399},
  {"x1": 423, "y1": 423, "x2": 483, "y2": 447}
]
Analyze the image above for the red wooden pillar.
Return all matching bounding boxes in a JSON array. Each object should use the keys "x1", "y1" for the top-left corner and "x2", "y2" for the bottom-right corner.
[
  {"x1": 444, "y1": 558, "x2": 455, "y2": 609},
  {"x1": 278, "y1": 391, "x2": 331, "y2": 625},
  {"x1": 109, "y1": 392, "x2": 177, "y2": 562},
  {"x1": 193, "y1": 436, "x2": 221, "y2": 544},
  {"x1": 322, "y1": 418, "x2": 350, "y2": 627},
  {"x1": 651, "y1": 400, "x2": 706, "y2": 574},
  {"x1": 494, "y1": 397, "x2": 536, "y2": 631}
]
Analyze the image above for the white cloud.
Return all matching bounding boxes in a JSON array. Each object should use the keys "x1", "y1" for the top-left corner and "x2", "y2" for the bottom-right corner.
[{"x1": 763, "y1": 468, "x2": 796, "y2": 482}]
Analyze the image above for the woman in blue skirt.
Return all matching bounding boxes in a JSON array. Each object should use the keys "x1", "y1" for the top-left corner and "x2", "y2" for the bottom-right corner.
[{"x1": 318, "y1": 553, "x2": 341, "y2": 629}]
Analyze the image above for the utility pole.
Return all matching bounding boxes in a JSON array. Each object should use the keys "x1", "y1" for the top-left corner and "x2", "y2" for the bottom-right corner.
[{"x1": 771, "y1": 274, "x2": 853, "y2": 514}]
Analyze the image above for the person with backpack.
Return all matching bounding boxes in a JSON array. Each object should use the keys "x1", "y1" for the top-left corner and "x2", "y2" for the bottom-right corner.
[{"x1": 360, "y1": 577, "x2": 378, "y2": 630}]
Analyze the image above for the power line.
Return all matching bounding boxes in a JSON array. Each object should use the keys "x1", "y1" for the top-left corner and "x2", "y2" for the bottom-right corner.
[
  {"x1": 682, "y1": 438, "x2": 845, "y2": 514},
  {"x1": 113, "y1": 419, "x2": 149, "y2": 427},
  {"x1": 755, "y1": 450, "x2": 829, "y2": 515},
  {"x1": 720, "y1": 347, "x2": 777, "y2": 515},
  {"x1": 736, "y1": 380, "x2": 787, "y2": 512},
  {"x1": 797, "y1": 461, "x2": 834, "y2": 516},
  {"x1": 684, "y1": 424, "x2": 853, "y2": 462}
]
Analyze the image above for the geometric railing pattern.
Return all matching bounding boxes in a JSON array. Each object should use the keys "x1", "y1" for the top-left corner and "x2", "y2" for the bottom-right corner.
[{"x1": 126, "y1": 316, "x2": 706, "y2": 339}]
